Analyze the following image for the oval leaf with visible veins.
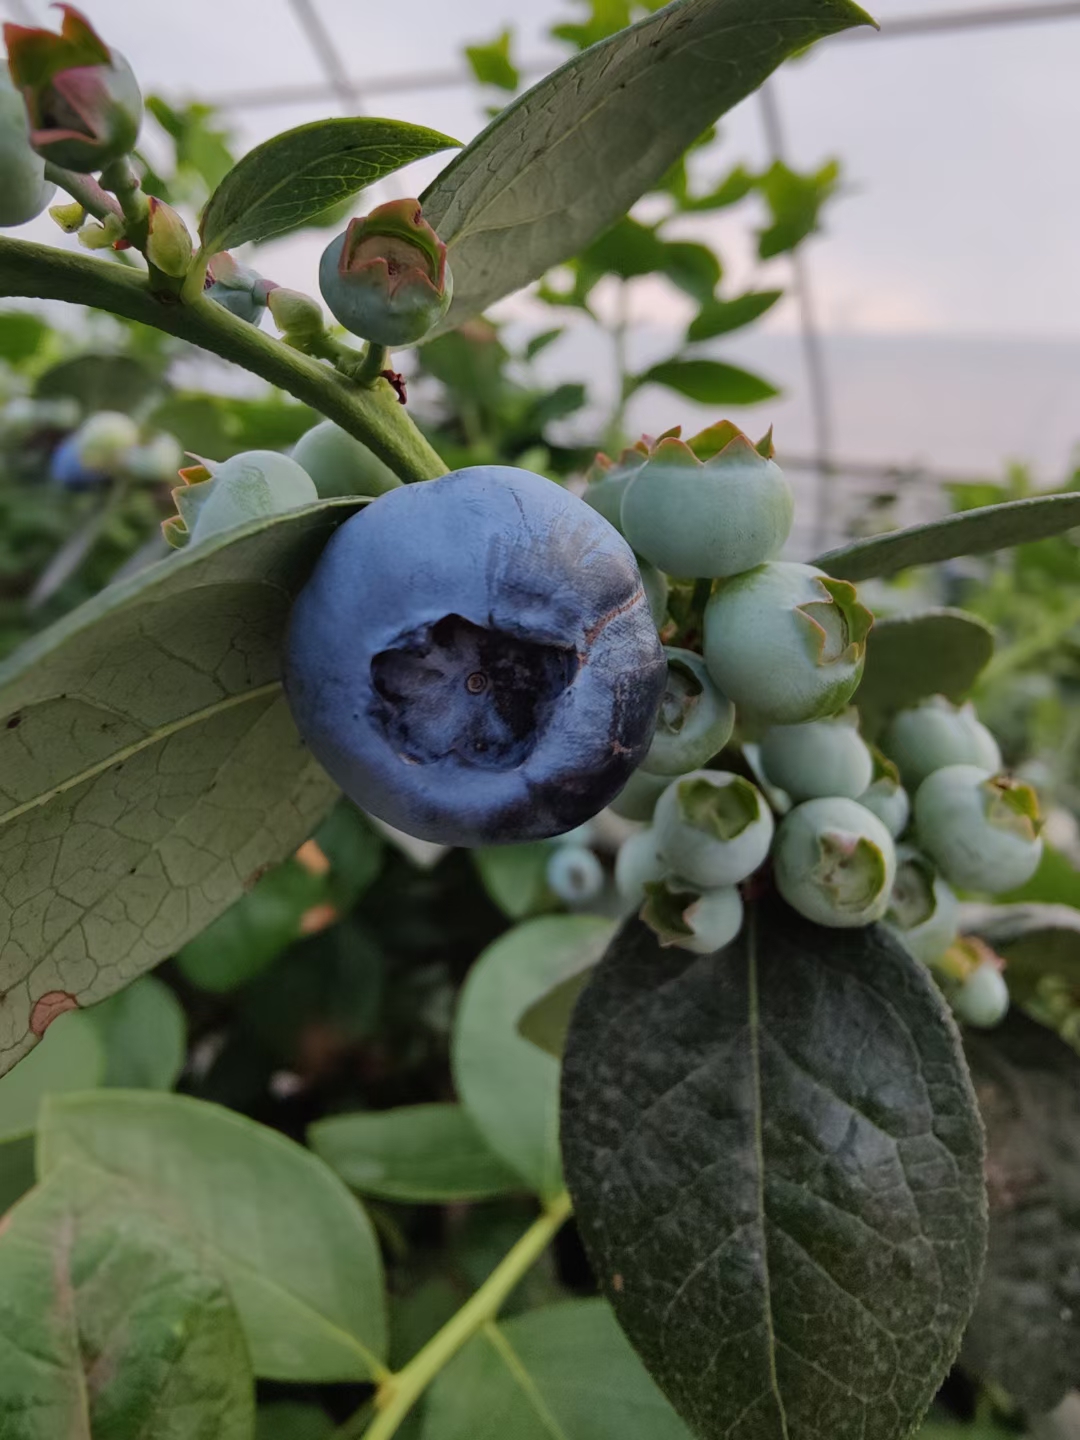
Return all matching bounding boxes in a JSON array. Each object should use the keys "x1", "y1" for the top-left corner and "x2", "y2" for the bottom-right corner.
[
  {"x1": 561, "y1": 904, "x2": 987, "y2": 1440},
  {"x1": 0, "y1": 498, "x2": 364, "y2": 1078}
]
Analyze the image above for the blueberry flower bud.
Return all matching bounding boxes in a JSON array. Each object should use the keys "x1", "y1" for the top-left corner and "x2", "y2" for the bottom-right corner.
[
  {"x1": 267, "y1": 286, "x2": 326, "y2": 345},
  {"x1": 144, "y1": 196, "x2": 192, "y2": 277},
  {"x1": 0, "y1": 65, "x2": 53, "y2": 225},
  {"x1": 205, "y1": 251, "x2": 275, "y2": 327},
  {"x1": 48, "y1": 198, "x2": 84, "y2": 231},
  {"x1": 703, "y1": 561, "x2": 873, "y2": 725},
  {"x1": 4, "y1": 5, "x2": 142, "y2": 173},
  {"x1": 622, "y1": 424, "x2": 794, "y2": 579},
  {"x1": 319, "y1": 198, "x2": 452, "y2": 348}
]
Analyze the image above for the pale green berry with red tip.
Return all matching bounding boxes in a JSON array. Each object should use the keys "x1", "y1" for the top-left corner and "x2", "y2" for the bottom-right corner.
[
  {"x1": 640, "y1": 648, "x2": 735, "y2": 776},
  {"x1": 0, "y1": 66, "x2": 53, "y2": 225},
  {"x1": 653, "y1": 770, "x2": 773, "y2": 890},
  {"x1": 291, "y1": 420, "x2": 401, "y2": 499},
  {"x1": 774, "y1": 796, "x2": 897, "y2": 928},
  {"x1": 914, "y1": 765, "x2": 1043, "y2": 893},
  {"x1": 759, "y1": 710, "x2": 873, "y2": 802},
  {"x1": 881, "y1": 696, "x2": 1002, "y2": 791},
  {"x1": 703, "y1": 561, "x2": 873, "y2": 725},
  {"x1": 621, "y1": 423, "x2": 793, "y2": 579},
  {"x1": 4, "y1": 5, "x2": 142, "y2": 173},
  {"x1": 641, "y1": 880, "x2": 743, "y2": 954},
  {"x1": 319, "y1": 198, "x2": 452, "y2": 347},
  {"x1": 884, "y1": 845, "x2": 959, "y2": 964}
]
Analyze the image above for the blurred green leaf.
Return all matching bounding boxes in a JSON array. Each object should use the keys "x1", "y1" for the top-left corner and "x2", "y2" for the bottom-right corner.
[
  {"x1": 0, "y1": 1160, "x2": 255, "y2": 1440},
  {"x1": 40, "y1": 1090, "x2": 388, "y2": 1382},
  {"x1": 310, "y1": 1103, "x2": 522, "y2": 1203},
  {"x1": 518, "y1": 966, "x2": 595, "y2": 1058},
  {"x1": 200, "y1": 118, "x2": 460, "y2": 253},
  {"x1": 0, "y1": 1134, "x2": 35, "y2": 1215},
  {"x1": 0, "y1": 1010, "x2": 103, "y2": 1143},
  {"x1": 149, "y1": 393, "x2": 318, "y2": 460},
  {"x1": 0, "y1": 312, "x2": 50, "y2": 365},
  {"x1": 961, "y1": 902, "x2": 1080, "y2": 1002},
  {"x1": 35, "y1": 353, "x2": 164, "y2": 416},
  {"x1": 756, "y1": 158, "x2": 840, "y2": 258},
  {"x1": 423, "y1": 1299, "x2": 693, "y2": 1438},
  {"x1": 316, "y1": 800, "x2": 385, "y2": 906},
  {"x1": 678, "y1": 162, "x2": 756, "y2": 212},
  {"x1": 524, "y1": 327, "x2": 564, "y2": 360},
  {"x1": 472, "y1": 843, "x2": 554, "y2": 920},
  {"x1": 424, "y1": 0, "x2": 874, "y2": 331},
  {"x1": 452, "y1": 915, "x2": 614, "y2": 1200},
  {"x1": 147, "y1": 96, "x2": 237, "y2": 197},
  {"x1": 256, "y1": 1404, "x2": 334, "y2": 1440},
  {"x1": 465, "y1": 30, "x2": 519, "y2": 91},
  {"x1": 86, "y1": 975, "x2": 187, "y2": 1090},
  {"x1": 637, "y1": 357, "x2": 779, "y2": 405},
  {"x1": 687, "y1": 289, "x2": 783, "y2": 343},
  {"x1": 1002, "y1": 846, "x2": 1080, "y2": 907},
  {"x1": 660, "y1": 240, "x2": 721, "y2": 304}
]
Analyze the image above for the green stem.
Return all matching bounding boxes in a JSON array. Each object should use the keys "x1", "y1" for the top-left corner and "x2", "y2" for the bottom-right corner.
[
  {"x1": 355, "y1": 1192, "x2": 572, "y2": 1440},
  {"x1": 43, "y1": 163, "x2": 122, "y2": 224},
  {"x1": 99, "y1": 158, "x2": 150, "y2": 248},
  {"x1": 0, "y1": 237, "x2": 447, "y2": 483},
  {"x1": 354, "y1": 342, "x2": 391, "y2": 387}
]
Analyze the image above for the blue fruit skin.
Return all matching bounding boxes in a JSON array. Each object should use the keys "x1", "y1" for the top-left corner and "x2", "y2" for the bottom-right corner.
[
  {"x1": 285, "y1": 466, "x2": 667, "y2": 846},
  {"x1": 49, "y1": 434, "x2": 110, "y2": 491}
]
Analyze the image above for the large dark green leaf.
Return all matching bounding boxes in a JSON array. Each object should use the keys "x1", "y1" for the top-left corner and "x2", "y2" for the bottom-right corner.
[
  {"x1": 0, "y1": 499, "x2": 362, "y2": 1078},
  {"x1": 855, "y1": 609, "x2": 996, "y2": 736},
  {"x1": 561, "y1": 905, "x2": 987, "y2": 1440},
  {"x1": 200, "y1": 118, "x2": 459, "y2": 253},
  {"x1": 310, "y1": 1103, "x2": 521, "y2": 1203},
  {"x1": 422, "y1": 1299, "x2": 693, "y2": 1439},
  {"x1": 39, "y1": 1090, "x2": 387, "y2": 1383},
  {"x1": 637, "y1": 357, "x2": 779, "y2": 404},
  {"x1": 964, "y1": 1013, "x2": 1080, "y2": 1411},
  {"x1": 816, "y1": 494, "x2": 1080, "y2": 581},
  {"x1": 422, "y1": 0, "x2": 874, "y2": 330},
  {"x1": 0, "y1": 1160, "x2": 254, "y2": 1440}
]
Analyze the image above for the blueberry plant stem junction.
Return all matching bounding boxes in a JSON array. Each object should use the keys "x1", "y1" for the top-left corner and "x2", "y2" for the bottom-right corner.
[
  {"x1": 0, "y1": 237, "x2": 448, "y2": 484},
  {"x1": 348, "y1": 1191, "x2": 574, "y2": 1440}
]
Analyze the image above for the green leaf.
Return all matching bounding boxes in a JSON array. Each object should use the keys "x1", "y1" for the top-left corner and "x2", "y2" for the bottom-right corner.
[
  {"x1": 687, "y1": 289, "x2": 783, "y2": 343},
  {"x1": 86, "y1": 975, "x2": 187, "y2": 1090},
  {"x1": 1001, "y1": 846, "x2": 1080, "y2": 907},
  {"x1": 0, "y1": 499, "x2": 362, "y2": 1078},
  {"x1": 0, "y1": 1009, "x2": 103, "y2": 1143},
  {"x1": 472, "y1": 843, "x2": 554, "y2": 920},
  {"x1": 35, "y1": 353, "x2": 163, "y2": 415},
  {"x1": 660, "y1": 240, "x2": 722, "y2": 304},
  {"x1": 756, "y1": 158, "x2": 841, "y2": 258},
  {"x1": 452, "y1": 915, "x2": 615, "y2": 1201},
  {"x1": 199, "y1": 118, "x2": 460, "y2": 253},
  {"x1": 814, "y1": 493, "x2": 1080, "y2": 581},
  {"x1": 0, "y1": 312, "x2": 50, "y2": 364},
  {"x1": 149, "y1": 393, "x2": 318, "y2": 461},
  {"x1": 637, "y1": 357, "x2": 779, "y2": 405},
  {"x1": 422, "y1": 0, "x2": 875, "y2": 331},
  {"x1": 959, "y1": 902, "x2": 1080, "y2": 1003},
  {"x1": 310, "y1": 1103, "x2": 522, "y2": 1203},
  {"x1": 0, "y1": 1160, "x2": 255, "y2": 1440},
  {"x1": 465, "y1": 30, "x2": 520, "y2": 91},
  {"x1": 422, "y1": 1299, "x2": 693, "y2": 1439},
  {"x1": 855, "y1": 609, "x2": 996, "y2": 737},
  {"x1": 963, "y1": 1012, "x2": 1080, "y2": 1411},
  {"x1": 256, "y1": 1404, "x2": 334, "y2": 1440},
  {"x1": 0, "y1": 1134, "x2": 35, "y2": 1215},
  {"x1": 679, "y1": 162, "x2": 756, "y2": 212},
  {"x1": 518, "y1": 966, "x2": 596, "y2": 1058},
  {"x1": 38, "y1": 1088, "x2": 387, "y2": 1383},
  {"x1": 561, "y1": 906, "x2": 987, "y2": 1440},
  {"x1": 176, "y1": 857, "x2": 329, "y2": 993}
]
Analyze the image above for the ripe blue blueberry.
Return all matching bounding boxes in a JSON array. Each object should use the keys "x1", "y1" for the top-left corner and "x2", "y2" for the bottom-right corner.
[
  {"x1": 49, "y1": 432, "x2": 109, "y2": 491},
  {"x1": 284, "y1": 465, "x2": 666, "y2": 845}
]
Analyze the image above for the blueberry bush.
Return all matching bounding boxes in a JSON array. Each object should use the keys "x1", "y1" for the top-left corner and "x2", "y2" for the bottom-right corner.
[{"x1": 1, "y1": 5, "x2": 1080, "y2": 1440}]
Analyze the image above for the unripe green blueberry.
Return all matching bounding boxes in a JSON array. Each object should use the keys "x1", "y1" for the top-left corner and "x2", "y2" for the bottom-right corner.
[
  {"x1": 703, "y1": 562, "x2": 872, "y2": 725},
  {"x1": 953, "y1": 959, "x2": 1009, "y2": 1028},
  {"x1": 638, "y1": 557, "x2": 668, "y2": 629},
  {"x1": 124, "y1": 431, "x2": 183, "y2": 483},
  {"x1": 641, "y1": 880, "x2": 743, "y2": 954},
  {"x1": 758, "y1": 711, "x2": 873, "y2": 802},
  {"x1": 609, "y1": 767, "x2": 669, "y2": 822},
  {"x1": 183, "y1": 451, "x2": 318, "y2": 546},
  {"x1": 291, "y1": 420, "x2": 401, "y2": 499},
  {"x1": 914, "y1": 765, "x2": 1043, "y2": 893},
  {"x1": 653, "y1": 770, "x2": 774, "y2": 890},
  {"x1": 640, "y1": 648, "x2": 735, "y2": 776},
  {"x1": 614, "y1": 826, "x2": 667, "y2": 905},
  {"x1": 0, "y1": 68, "x2": 53, "y2": 226},
  {"x1": 774, "y1": 796, "x2": 897, "y2": 928},
  {"x1": 884, "y1": 845, "x2": 959, "y2": 964},
  {"x1": 546, "y1": 845, "x2": 604, "y2": 905},
  {"x1": 621, "y1": 431, "x2": 793, "y2": 578},
  {"x1": 582, "y1": 448, "x2": 645, "y2": 535},
  {"x1": 74, "y1": 410, "x2": 139, "y2": 471},
  {"x1": 857, "y1": 751, "x2": 910, "y2": 838},
  {"x1": 881, "y1": 696, "x2": 1002, "y2": 790}
]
